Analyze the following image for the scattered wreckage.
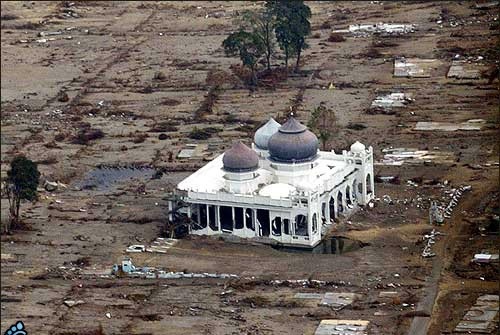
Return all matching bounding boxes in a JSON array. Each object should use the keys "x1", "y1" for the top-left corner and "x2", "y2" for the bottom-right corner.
[{"x1": 112, "y1": 257, "x2": 239, "y2": 280}]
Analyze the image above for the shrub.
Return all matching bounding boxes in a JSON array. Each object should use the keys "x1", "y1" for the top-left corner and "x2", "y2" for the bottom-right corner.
[
  {"x1": 132, "y1": 133, "x2": 148, "y2": 143},
  {"x1": 188, "y1": 126, "x2": 221, "y2": 140},
  {"x1": 72, "y1": 128, "x2": 104, "y2": 145},
  {"x1": 1, "y1": 14, "x2": 19, "y2": 20},
  {"x1": 153, "y1": 71, "x2": 166, "y2": 81},
  {"x1": 149, "y1": 122, "x2": 178, "y2": 132},
  {"x1": 327, "y1": 33, "x2": 346, "y2": 42}
]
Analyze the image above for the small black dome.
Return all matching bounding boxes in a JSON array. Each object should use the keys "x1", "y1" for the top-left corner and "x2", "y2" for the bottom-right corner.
[
  {"x1": 268, "y1": 117, "x2": 319, "y2": 163},
  {"x1": 222, "y1": 141, "x2": 259, "y2": 172}
]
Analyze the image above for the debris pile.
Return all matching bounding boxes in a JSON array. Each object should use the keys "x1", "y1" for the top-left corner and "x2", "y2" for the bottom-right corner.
[
  {"x1": 472, "y1": 253, "x2": 499, "y2": 264},
  {"x1": 294, "y1": 292, "x2": 360, "y2": 310},
  {"x1": 126, "y1": 238, "x2": 178, "y2": 254},
  {"x1": 454, "y1": 295, "x2": 499, "y2": 333},
  {"x1": 415, "y1": 119, "x2": 485, "y2": 131},
  {"x1": 394, "y1": 58, "x2": 439, "y2": 78},
  {"x1": 337, "y1": 23, "x2": 416, "y2": 36},
  {"x1": 369, "y1": 92, "x2": 413, "y2": 114},
  {"x1": 315, "y1": 319, "x2": 369, "y2": 335},
  {"x1": 377, "y1": 147, "x2": 455, "y2": 166},
  {"x1": 421, "y1": 229, "x2": 445, "y2": 258},
  {"x1": 447, "y1": 60, "x2": 485, "y2": 79},
  {"x1": 442, "y1": 185, "x2": 471, "y2": 219},
  {"x1": 112, "y1": 258, "x2": 238, "y2": 279}
]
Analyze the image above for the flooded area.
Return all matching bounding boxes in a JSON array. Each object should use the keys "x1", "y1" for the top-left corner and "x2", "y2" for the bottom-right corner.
[
  {"x1": 273, "y1": 237, "x2": 367, "y2": 254},
  {"x1": 74, "y1": 165, "x2": 156, "y2": 191}
]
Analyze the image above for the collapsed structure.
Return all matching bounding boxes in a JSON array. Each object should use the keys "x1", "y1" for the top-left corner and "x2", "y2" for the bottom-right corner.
[{"x1": 170, "y1": 117, "x2": 374, "y2": 247}]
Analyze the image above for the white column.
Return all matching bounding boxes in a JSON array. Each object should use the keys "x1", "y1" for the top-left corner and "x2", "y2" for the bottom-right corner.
[
  {"x1": 216, "y1": 205, "x2": 221, "y2": 232},
  {"x1": 231, "y1": 207, "x2": 235, "y2": 230},
  {"x1": 205, "y1": 204, "x2": 210, "y2": 233}
]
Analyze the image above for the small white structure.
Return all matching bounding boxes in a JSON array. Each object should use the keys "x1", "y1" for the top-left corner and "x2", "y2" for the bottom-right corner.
[{"x1": 172, "y1": 117, "x2": 374, "y2": 247}]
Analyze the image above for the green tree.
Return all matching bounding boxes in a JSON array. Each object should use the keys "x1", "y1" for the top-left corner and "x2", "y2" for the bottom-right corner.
[
  {"x1": 239, "y1": 9, "x2": 276, "y2": 71},
  {"x1": 223, "y1": 30, "x2": 265, "y2": 85},
  {"x1": 266, "y1": 0, "x2": 311, "y2": 72},
  {"x1": 308, "y1": 103, "x2": 336, "y2": 151},
  {"x1": 2, "y1": 155, "x2": 40, "y2": 232}
]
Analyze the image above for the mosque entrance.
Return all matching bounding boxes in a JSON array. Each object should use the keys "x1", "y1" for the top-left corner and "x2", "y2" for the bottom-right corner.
[{"x1": 257, "y1": 209, "x2": 270, "y2": 237}]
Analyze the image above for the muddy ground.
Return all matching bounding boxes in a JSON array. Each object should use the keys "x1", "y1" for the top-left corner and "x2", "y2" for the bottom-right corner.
[{"x1": 1, "y1": 1, "x2": 498, "y2": 334}]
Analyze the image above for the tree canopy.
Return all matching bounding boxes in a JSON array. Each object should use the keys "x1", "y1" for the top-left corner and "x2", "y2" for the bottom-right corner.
[
  {"x1": 3, "y1": 155, "x2": 40, "y2": 231},
  {"x1": 266, "y1": 0, "x2": 311, "y2": 72},
  {"x1": 223, "y1": 30, "x2": 266, "y2": 85}
]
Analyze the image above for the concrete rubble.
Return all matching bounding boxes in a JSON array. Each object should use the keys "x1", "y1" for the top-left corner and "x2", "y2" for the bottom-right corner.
[
  {"x1": 315, "y1": 319, "x2": 369, "y2": 335},
  {"x1": 370, "y1": 92, "x2": 413, "y2": 113},
  {"x1": 294, "y1": 292, "x2": 360, "y2": 310},
  {"x1": 394, "y1": 58, "x2": 439, "y2": 78},
  {"x1": 442, "y1": 185, "x2": 471, "y2": 219},
  {"x1": 147, "y1": 237, "x2": 178, "y2": 253},
  {"x1": 64, "y1": 300, "x2": 85, "y2": 308},
  {"x1": 333, "y1": 23, "x2": 416, "y2": 36},
  {"x1": 454, "y1": 295, "x2": 499, "y2": 333},
  {"x1": 447, "y1": 60, "x2": 484, "y2": 79},
  {"x1": 376, "y1": 147, "x2": 454, "y2": 166},
  {"x1": 415, "y1": 119, "x2": 486, "y2": 131},
  {"x1": 421, "y1": 229, "x2": 445, "y2": 258},
  {"x1": 112, "y1": 257, "x2": 238, "y2": 280},
  {"x1": 472, "y1": 253, "x2": 499, "y2": 263}
]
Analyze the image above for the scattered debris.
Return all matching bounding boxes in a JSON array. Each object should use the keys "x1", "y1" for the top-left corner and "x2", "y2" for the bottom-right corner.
[
  {"x1": 447, "y1": 60, "x2": 484, "y2": 79},
  {"x1": 320, "y1": 293, "x2": 360, "y2": 310},
  {"x1": 394, "y1": 58, "x2": 439, "y2": 78},
  {"x1": 126, "y1": 245, "x2": 145, "y2": 253},
  {"x1": 376, "y1": 147, "x2": 455, "y2": 166},
  {"x1": 44, "y1": 180, "x2": 59, "y2": 192},
  {"x1": 370, "y1": 92, "x2": 413, "y2": 113},
  {"x1": 64, "y1": 300, "x2": 84, "y2": 308},
  {"x1": 472, "y1": 253, "x2": 499, "y2": 263},
  {"x1": 442, "y1": 185, "x2": 471, "y2": 219},
  {"x1": 429, "y1": 201, "x2": 444, "y2": 225},
  {"x1": 422, "y1": 229, "x2": 445, "y2": 258},
  {"x1": 454, "y1": 295, "x2": 498, "y2": 333},
  {"x1": 293, "y1": 292, "x2": 360, "y2": 310},
  {"x1": 1, "y1": 254, "x2": 17, "y2": 262},
  {"x1": 126, "y1": 238, "x2": 178, "y2": 254},
  {"x1": 315, "y1": 320, "x2": 369, "y2": 335},
  {"x1": 112, "y1": 258, "x2": 238, "y2": 279},
  {"x1": 415, "y1": 119, "x2": 485, "y2": 131},
  {"x1": 333, "y1": 23, "x2": 416, "y2": 36},
  {"x1": 475, "y1": 1, "x2": 499, "y2": 9},
  {"x1": 146, "y1": 237, "x2": 178, "y2": 253}
]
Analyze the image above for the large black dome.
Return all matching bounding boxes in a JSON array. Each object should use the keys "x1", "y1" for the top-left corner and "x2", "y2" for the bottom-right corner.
[
  {"x1": 268, "y1": 117, "x2": 319, "y2": 163},
  {"x1": 222, "y1": 141, "x2": 259, "y2": 172}
]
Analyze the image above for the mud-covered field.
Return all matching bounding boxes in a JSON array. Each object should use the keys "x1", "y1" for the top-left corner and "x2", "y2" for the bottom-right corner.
[{"x1": 1, "y1": 1, "x2": 498, "y2": 334}]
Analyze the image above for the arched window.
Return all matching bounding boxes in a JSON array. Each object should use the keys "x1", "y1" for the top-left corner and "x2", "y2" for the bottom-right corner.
[
  {"x1": 294, "y1": 214, "x2": 308, "y2": 236},
  {"x1": 208, "y1": 205, "x2": 217, "y2": 230},
  {"x1": 366, "y1": 173, "x2": 372, "y2": 194},
  {"x1": 352, "y1": 179, "x2": 358, "y2": 201},
  {"x1": 346, "y1": 186, "x2": 352, "y2": 205},
  {"x1": 329, "y1": 196, "x2": 335, "y2": 221},
  {"x1": 337, "y1": 192, "x2": 344, "y2": 213},
  {"x1": 272, "y1": 217, "x2": 282, "y2": 236},
  {"x1": 245, "y1": 208, "x2": 254, "y2": 230},
  {"x1": 312, "y1": 213, "x2": 317, "y2": 233}
]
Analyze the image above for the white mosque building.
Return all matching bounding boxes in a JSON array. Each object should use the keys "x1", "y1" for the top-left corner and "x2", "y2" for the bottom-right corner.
[{"x1": 172, "y1": 117, "x2": 374, "y2": 247}]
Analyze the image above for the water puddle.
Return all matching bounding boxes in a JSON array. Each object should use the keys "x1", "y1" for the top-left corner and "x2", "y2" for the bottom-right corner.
[
  {"x1": 74, "y1": 165, "x2": 156, "y2": 191},
  {"x1": 272, "y1": 237, "x2": 368, "y2": 254}
]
